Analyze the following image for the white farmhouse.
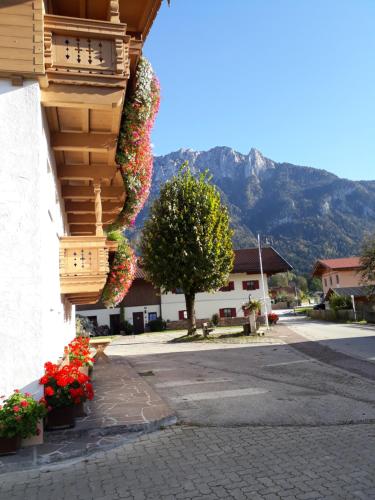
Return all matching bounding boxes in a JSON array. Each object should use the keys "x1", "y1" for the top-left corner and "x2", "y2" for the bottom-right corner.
[
  {"x1": 78, "y1": 247, "x2": 292, "y2": 331},
  {"x1": 0, "y1": 0, "x2": 162, "y2": 398}
]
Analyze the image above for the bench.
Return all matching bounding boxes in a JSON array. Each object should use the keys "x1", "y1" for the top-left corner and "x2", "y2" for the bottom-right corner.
[{"x1": 202, "y1": 322, "x2": 214, "y2": 338}]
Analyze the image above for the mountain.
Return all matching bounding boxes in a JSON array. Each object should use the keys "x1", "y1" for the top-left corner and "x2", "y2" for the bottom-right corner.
[{"x1": 130, "y1": 147, "x2": 375, "y2": 272}]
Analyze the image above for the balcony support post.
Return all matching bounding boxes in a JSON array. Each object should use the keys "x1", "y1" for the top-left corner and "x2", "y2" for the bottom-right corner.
[
  {"x1": 108, "y1": 0, "x2": 120, "y2": 22},
  {"x1": 94, "y1": 181, "x2": 103, "y2": 236}
]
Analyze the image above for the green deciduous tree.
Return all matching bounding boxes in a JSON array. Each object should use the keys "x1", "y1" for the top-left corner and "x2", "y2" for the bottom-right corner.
[
  {"x1": 140, "y1": 164, "x2": 234, "y2": 334},
  {"x1": 360, "y1": 234, "x2": 375, "y2": 294}
]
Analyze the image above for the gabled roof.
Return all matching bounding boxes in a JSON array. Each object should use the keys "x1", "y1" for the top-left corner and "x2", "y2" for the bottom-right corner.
[
  {"x1": 325, "y1": 286, "x2": 371, "y2": 300},
  {"x1": 233, "y1": 247, "x2": 293, "y2": 275},
  {"x1": 312, "y1": 257, "x2": 362, "y2": 276}
]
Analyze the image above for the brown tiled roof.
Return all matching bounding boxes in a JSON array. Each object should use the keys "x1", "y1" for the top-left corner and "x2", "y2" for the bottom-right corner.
[
  {"x1": 312, "y1": 257, "x2": 362, "y2": 276},
  {"x1": 233, "y1": 247, "x2": 293, "y2": 275},
  {"x1": 134, "y1": 265, "x2": 146, "y2": 280}
]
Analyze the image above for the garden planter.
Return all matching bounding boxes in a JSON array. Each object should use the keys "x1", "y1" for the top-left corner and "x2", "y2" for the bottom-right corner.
[
  {"x1": 46, "y1": 406, "x2": 75, "y2": 430},
  {"x1": 74, "y1": 401, "x2": 87, "y2": 418},
  {"x1": 21, "y1": 420, "x2": 44, "y2": 447},
  {"x1": 0, "y1": 436, "x2": 21, "y2": 455}
]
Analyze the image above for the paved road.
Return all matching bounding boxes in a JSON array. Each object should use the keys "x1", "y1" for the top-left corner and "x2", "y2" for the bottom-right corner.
[
  {"x1": 2, "y1": 326, "x2": 375, "y2": 499},
  {"x1": 283, "y1": 316, "x2": 375, "y2": 363}
]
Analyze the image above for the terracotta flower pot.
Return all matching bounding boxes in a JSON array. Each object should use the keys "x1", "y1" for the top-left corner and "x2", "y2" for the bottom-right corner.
[
  {"x1": 46, "y1": 406, "x2": 75, "y2": 430},
  {"x1": 0, "y1": 436, "x2": 21, "y2": 455}
]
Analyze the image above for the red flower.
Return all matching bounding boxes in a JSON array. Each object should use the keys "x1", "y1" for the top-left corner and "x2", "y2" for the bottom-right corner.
[
  {"x1": 13, "y1": 405, "x2": 20, "y2": 412},
  {"x1": 20, "y1": 400, "x2": 29, "y2": 408},
  {"x1": 45, "y1": 386, "x2": 54, "y2": 396}
]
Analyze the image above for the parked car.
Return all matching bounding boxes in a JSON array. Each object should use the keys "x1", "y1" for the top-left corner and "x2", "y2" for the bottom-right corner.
[{"x1": 313, "y1": 302, "x2": 326, "y2": 310}]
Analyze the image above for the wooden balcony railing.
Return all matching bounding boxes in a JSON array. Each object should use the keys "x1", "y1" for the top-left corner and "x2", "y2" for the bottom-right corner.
[
  {"x1": 59, "y1": 236, "x2": 116, "y2": 304},
  {"x1": 43, "y1": 15, "x2": 131, "y2": 88}
]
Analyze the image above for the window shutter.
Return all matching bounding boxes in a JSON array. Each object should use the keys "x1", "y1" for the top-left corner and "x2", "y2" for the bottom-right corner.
[
  {"x1": 230, "y1": 281, "x2": 235, "y2": 290},
  {"x1": 231, "y1": 308, "x2": 236, "y2": 318},
  {"x1": 178, "y1": 310, "x2": 185, "y2": 320},
  {"x1": 219, "y1": 308, "x2": 225, "y2": 318},
  {"x1": 242, "y1": 281, "x2": 247, "y2": 290},
  {"x1": 254, "y1": 280, "x2": 259, "y2": 290}
]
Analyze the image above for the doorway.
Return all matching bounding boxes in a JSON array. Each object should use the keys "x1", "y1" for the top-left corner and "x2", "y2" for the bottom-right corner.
[
  {"x1": 109, "y1": 314, "x2": 121, "y2": 334},
  {"x1": 132, "y1": 311, "x2": 144, "y2": 334}
]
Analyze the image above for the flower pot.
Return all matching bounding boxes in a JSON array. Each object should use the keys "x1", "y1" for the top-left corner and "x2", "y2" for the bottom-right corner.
[
  {"x1": 0, "y1": 436, "x2": 21, "y2": 455},
  {"x1": 74, "y1": 401, "x2": 87, "y2": 418},
  {"x1": 46, "y1": 406, "x2": 75, "y2": 430},
  {"x1": 21, "y1": 419, "x2": 44, "y2": 447}
]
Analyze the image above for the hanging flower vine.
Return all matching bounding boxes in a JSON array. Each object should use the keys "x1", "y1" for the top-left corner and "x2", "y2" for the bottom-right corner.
[
  {"x1": 102, "y1": 231, "x2": 137, "y2": 308},
  {"x1": 101, "y1": 57, "x2": 160, "y2": 308},
  {"x1": 108, "y1": 57, "x2": 160, "y2": 231}
]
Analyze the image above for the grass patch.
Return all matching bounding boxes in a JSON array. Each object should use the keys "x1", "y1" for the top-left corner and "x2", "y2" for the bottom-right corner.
[{"x1": 169, "y1": 331, "x2": 276, "y2": 344}]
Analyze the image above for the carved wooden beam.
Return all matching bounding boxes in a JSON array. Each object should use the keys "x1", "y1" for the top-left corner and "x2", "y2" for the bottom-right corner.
[
  {"x1": 65, "y1": 201, "x2": 121, "y2": 213},
  {"x1": 57, "y1": 165, "x2": 117, "y2": 181},
  {"x1": 61, "y1": 185, "x2": 123, "y2": 200},
  {"x1": 51, "y1": 133, "x2": 117, "y2": 153}
]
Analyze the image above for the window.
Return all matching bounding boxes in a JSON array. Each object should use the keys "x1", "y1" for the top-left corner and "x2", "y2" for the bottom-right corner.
[
  {"x1": 178, "y1": 310, "x2": 187, "y2": 320},
  {"x1": 220, "y1": 281, "x2": 234, "y2": 292},
  {"x1": 329, "y1": 276, "x2": 333, "y2": 286},
  {"x1": 324, "y1": 278, "x2": 327, "y2": 287},
  {"x1": 148, "y1": 312, "x2": 157, "y2": 322},
  {"x1": 172, "y1": 288, "x2": 184, "y2": 294},
  {"x1": 242, "y1": 280, "x2": 259, "y2": 291},
  {"x1": 219, "y1": 308, "x2": 236, "y2": 318},
  {"x1": 336, "y1": 274, "x2": 340, "y2": 284}
]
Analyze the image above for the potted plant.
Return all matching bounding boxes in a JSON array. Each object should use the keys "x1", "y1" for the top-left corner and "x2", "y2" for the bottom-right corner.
[
  {"x1": 268, "y1": 312, "x2": 279, "y2": 325},
  {"x1": 40, "y1": 362, "x2": 94, "y2": 429},
  {"x1": 242, "y1": 299, "x2": 261, "y2": 334},
  {"x1": 0, "y1": 390, "x2": 47, "y2": 455},
  {"x1": 67, "y1": 337, "x2": 95, "y2": 376}
]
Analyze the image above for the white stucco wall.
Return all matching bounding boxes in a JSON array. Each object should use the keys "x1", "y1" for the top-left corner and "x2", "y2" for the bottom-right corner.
[
  {"x1": 161, "y1": 273, "x2": 271, "y2": 321},
  {"x1": 0, "y1": 80, "x2": 75, "y2": 399},
  {"x1": 78, "y1": 274, "x2": 271, "y2": 326},
  {"x1": 78, "y1": 305, "x2": 161, "y2": 328}
]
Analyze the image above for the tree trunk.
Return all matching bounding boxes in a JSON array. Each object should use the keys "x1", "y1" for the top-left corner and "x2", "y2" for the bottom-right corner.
[{"x1": 185, "y1": 292, "x2": 196, "y2": 335}]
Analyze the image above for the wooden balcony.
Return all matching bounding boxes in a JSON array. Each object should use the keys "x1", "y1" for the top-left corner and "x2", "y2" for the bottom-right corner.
[
  {"x1": 43, "y1": 15, "x2": 130, "y2": 88},
  {"x1": 41, "y1": 15, "x2": 135, "y2": 237},
  {"x1": 59, "y1": 236, "x2": 117, "y2": 304}
]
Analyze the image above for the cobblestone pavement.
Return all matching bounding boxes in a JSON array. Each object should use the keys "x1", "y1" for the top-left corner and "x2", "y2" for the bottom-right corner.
[{"x1": 1, "y1": 423, "x2": 375, "y2": 500}]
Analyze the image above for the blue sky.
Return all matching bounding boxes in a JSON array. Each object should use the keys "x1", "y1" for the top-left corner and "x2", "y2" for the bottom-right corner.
[{"x1": 144, "y1": 0, "x2": 375, "y2": 181}]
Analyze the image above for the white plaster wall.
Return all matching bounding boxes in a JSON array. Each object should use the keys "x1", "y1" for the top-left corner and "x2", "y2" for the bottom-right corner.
[
  {"x1": 161, "y1": 273, "x2": 272, "y2": 321},
  {"x1": 0, "y1": 80, "x2": 75, "y2": 399},
  {"x1": 78, "y1": 305, "x2": 161, "y2": 327}
]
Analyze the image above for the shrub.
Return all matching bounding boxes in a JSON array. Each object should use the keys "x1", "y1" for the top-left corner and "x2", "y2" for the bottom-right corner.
[
  {"x1": 329, "y1": 293, "x2": 352, "y2": 311},
  {"x1": 211, "y1": 313, "x2": 219, "y2": 326},
  {"x1": 119, "y1": 320, "x2": 134, "y2": 335},
  {"x1": 0, "y1": 391, "x2": 47, "y2": 439},
  {"x1": 148, "y1": 317, "x2": 167, "y2": 332},
  {"x1": 76, "y1": 315, "x2": 95, "y2": 337}
]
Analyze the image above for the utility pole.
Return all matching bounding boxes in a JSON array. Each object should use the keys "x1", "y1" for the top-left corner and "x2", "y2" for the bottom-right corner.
[{"x1": 258, "y1": 234, "x2": 270, "y2": 331}]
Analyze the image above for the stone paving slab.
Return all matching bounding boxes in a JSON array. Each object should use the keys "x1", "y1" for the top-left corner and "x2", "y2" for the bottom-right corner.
[{"x1": 0, "y1": 351, "x2": 176, "y2": 474}]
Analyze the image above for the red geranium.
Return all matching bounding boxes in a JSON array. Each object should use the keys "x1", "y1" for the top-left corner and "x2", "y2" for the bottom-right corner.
[{"x1": 39, "y1": 362, "x2": 94, "y2": 409}]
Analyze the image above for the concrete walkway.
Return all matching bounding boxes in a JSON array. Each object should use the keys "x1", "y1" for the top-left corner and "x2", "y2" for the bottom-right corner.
[{"x1": 0, "y1": 346, "x2": 175, "y2": 474}]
